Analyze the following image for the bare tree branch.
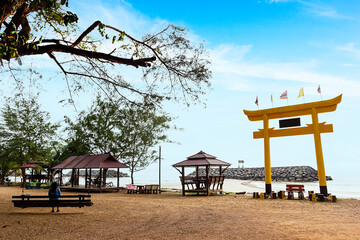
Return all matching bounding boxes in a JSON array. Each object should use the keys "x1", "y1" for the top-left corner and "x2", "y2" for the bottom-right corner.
[{"x1": 18, "y1": 44, "x2": 156, "y2": 68}]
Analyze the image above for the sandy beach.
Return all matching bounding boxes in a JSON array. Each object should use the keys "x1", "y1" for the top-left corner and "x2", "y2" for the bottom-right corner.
[{"x1": 0, "y1": 186, "x2": 359, "y2": 240}]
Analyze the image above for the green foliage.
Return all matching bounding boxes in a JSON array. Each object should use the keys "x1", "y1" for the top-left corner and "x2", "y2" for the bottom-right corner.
[
  {"x1": 65, "y1": 95, "x2": 173, "y2": 183},
  {"x1": 0, "y1": 94, "x2": 60, "y2": 182},
  {"x1": 1, "y1": 0, "x2": 78, "y2": 62}
]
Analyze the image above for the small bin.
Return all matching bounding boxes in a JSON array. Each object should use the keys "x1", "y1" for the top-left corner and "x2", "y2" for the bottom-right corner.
[
  {"x1": 329, "y1": 195, "x2": 337, "y2": 203},
  {"x1": 309, "y1": 193, "x2": 317, "y2": 201},
  {"x1": 260, "y1": 193, "x2": 266, "y2": 199},
  {"x1": 278, "y1": 191, "x2": 285, "y2": 199},
  {"x1": 308, "y1": 191, "x2": 314, "y2": 199},
  {"x1": 271, "y1": 191, "x2": 277, "y2": 199},
  {"x1": 317, "y1": 194, "x2": 325, "y2": 202}
]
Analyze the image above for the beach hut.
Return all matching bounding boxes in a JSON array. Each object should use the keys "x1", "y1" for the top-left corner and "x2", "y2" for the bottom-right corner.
[
  {"x1": 19, "y1": 161, "x2": 49, "y2": 187},
  {"x1": 52, "y1": 153, "x2": 128, "y2": 192},
  {"x1": 173, "y1": 151, "x2": 231, "y2": 196}
]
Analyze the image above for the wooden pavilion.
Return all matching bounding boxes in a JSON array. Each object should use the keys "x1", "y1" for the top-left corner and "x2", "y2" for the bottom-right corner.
[
  {"x1": 19, "y1": 161, "x2": 50, "y2": 187},
  {"x1": 52, "y1": 153, "x2": 128, "y2": 192},
  {"x1": 173, "y1": 151, "x2": 231, "y2": 196}
]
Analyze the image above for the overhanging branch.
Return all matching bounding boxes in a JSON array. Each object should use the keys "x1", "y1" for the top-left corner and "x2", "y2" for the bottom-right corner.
[{"x1": 18, "y1": 44, "x2": 156, "y2": 68}]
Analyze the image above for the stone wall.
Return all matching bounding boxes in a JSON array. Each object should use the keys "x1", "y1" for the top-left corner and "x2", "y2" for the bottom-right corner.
[{"x1": 188, "y1": 166, "x2": 332, "y2": 182}]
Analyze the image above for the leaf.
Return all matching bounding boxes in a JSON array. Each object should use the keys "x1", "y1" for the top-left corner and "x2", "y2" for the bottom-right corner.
[{"x1": 112, "y1": 36, "x2": 116, "y2": 44}]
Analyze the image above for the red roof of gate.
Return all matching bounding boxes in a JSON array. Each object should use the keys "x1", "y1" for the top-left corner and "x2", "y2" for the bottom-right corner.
[
  {"x1": 52, "y1": 153, "x2": 128, "y2": 169},
  {"x1": 172, "y1": 151, "x2": 231, "y2": 167}
]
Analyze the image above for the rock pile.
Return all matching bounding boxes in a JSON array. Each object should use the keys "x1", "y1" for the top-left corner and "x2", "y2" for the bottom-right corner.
[{"x1": 188, "y1": 166, "x2": 332, "y2": 182}]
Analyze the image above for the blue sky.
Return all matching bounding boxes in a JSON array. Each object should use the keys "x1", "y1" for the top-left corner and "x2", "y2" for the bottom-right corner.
[
  {"x1": 103, "y1": 0, "x2": 360, "y2": 183},
  {"x1": 2, "y1": 0, "x2": 360, "y2": 185}
]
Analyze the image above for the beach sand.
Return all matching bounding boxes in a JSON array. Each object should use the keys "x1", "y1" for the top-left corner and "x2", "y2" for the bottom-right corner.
[{"x1": 0, "y1": 186, "x2": 359, "y2": 240}]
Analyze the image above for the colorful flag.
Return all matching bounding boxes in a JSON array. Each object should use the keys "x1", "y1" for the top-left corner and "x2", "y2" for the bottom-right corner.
[
  {"x1": 255, "y1": 96, "x2": 258, "y2": 106},
  {"x1": 317, "y1": 85, "x2": 321, "y2": 93},
  {"x1": 280, "y1": 90, "x2": 287, "y2": 99},
  {"x1": 271, "y1": 94, "x2": 273, "y2": 103},
  {"x1": 298, "y1": 87, "x2": 304, "y2": 98}
]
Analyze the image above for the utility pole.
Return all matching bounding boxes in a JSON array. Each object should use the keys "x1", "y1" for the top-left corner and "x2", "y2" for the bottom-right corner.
[{"x1": 159, "y1": 146, "x2": 161, "y2": 194}]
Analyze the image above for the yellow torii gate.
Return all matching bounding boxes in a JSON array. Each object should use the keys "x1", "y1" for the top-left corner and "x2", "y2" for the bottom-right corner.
[{"x1": 243, "y1": 94, "x2": 342, "y2": 196}]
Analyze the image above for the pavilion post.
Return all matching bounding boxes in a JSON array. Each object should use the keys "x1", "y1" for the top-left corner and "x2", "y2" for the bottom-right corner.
[
  {"x1": 117, "y1": 168, "x2": 120, "y2": 188},
  {"x1": 77, "y1": 168, "x2": 80, "y2": 186},
  {"x1": 104, "y1": 168, "x2": 108, "y2": 187},
  {"x1": 21, "y1": 168, "x2": 26, "y2": 188},
  {"x1": 71, "y1": 169, "x2": 74, "y2": 187},
  {"x1": 205, "y1": 166, "x2": 209, "y2": 196},
  {"x1": 99, "y1": 168, "x2": 102, "y2": 189},
  {"x1": 60, "y1": 170, "x2": 63, "y2": 186},
  {"x1": 181, "y1": 166, "x2": 185, "y2": 196},
  {"x1": 196, "y1": 166, "x2": 199, "y2": 190},
  {"x1": 85, "y1": 169, "x2": 88, "y2": 188},
  {"x1": 89, "y1": 169, "x2": 92, "y2": 188}
]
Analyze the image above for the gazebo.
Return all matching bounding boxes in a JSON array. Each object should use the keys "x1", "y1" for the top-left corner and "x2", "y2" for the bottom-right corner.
[
  {"x1": 19, "y1": 161, "x2": 49, "y2": 187},
  {"x1": 52, "y1": 153, "x2": 128, "y2": 191},
  {"x1": 173, "y1": 151, "x2": 231, "y2": 196}
]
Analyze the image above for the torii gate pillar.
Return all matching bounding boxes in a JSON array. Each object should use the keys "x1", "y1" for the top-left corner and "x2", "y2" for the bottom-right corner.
[{"x1": 244, "y1": 95, "x2": 342, "y2": 196}]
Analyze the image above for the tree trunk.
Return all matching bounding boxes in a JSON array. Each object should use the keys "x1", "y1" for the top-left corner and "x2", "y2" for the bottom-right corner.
[{"x1": 131, "y1": 170, "x2": 134, "y2": 184}]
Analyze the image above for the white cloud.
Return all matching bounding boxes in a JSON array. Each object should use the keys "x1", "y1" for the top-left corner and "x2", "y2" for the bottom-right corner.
[
  {"x1": 269, "y1": 0, "x2": 291, "y2": 3},
  {"x1": 210, "y1": 44, "x2": 360, "y2": 97},
  {"x1": 268, "y1": 0, "x2": 350, "y2": 19},
  {"x1": 336, "y1": 43, "x2": 360, "y2": 58},
  {"x1": 300, "y1": 1, "x2": 352, "y2": 19}
]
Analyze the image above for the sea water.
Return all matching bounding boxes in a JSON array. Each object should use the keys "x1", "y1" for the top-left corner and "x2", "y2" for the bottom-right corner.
[
  {"x1": 11, "y1": 176, "x2": 360, "y2": 199},
  {"x1": 127, "y1": 178, "x2": 360, "y2": 199}
]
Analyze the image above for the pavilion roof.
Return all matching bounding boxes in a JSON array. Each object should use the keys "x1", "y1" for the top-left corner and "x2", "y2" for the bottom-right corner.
[
  {"x1": 173, "y1": 151, "x2": 231, "y2": 167},
  {"x1": 52, "y1": 153, "x2": 128, "y2": 169},
  {"x1": 19, "y1": 161, "x2": 43, "y2": 168}
]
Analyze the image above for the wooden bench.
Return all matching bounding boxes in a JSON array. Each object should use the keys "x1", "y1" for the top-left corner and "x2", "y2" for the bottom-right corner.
[
  {"x1": 180, "y1": 176, "x2": 225, "y2": 195},
  {"x1": 209, "y1": 176, "x2": 225, "y2": 194},
  {"x1": 180, "y1": 176, "x2": 197, "y2": 190},
  {"x1": 144, "y1": 184, "x2": 159, "y2": 194},
  {"x1": 12, "y1": 194, "x2": 93, "y2": 208},
  {"x1": 286, "y1": 184, "x2": 305, "y2": 200}
]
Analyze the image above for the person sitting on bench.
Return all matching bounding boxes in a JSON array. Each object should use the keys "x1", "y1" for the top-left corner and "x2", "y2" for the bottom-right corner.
[
  {"x1": 48, "y1": 182, "x2": 61, "y2": 212},
  {"x1": 5, "y1": 177, "x2": 11, "y2": 186}
]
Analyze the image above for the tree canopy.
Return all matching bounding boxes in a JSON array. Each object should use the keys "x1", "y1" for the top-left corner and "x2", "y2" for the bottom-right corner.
[
  {"x1": 65, "y1": 96, "x2": 173, "y2": 183},
  {"x1": 0, "y1": 92, "x2": 59, "y2": 183},
  {"x1": 1, "y1": 0, "x2": 211, "y2": 105}
]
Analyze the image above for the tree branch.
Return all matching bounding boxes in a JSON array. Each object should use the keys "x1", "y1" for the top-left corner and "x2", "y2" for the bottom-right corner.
[
  {"x1": 71, "y1": 20, "x2": 102, "y2": 47},
  {"x1": 18, "y1": 44, "x2": 156, "y2": 68}
]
